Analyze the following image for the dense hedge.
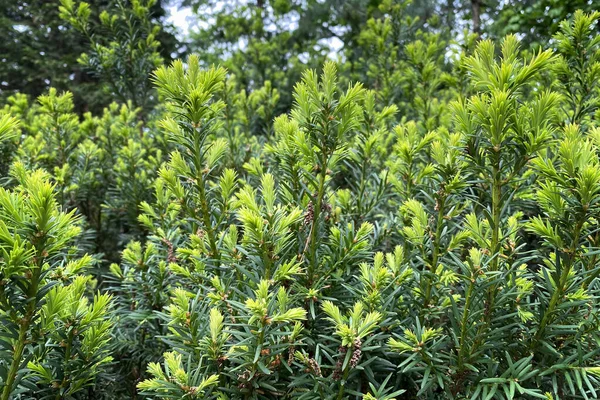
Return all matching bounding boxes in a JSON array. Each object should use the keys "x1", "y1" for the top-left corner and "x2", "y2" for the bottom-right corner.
[{"x1": 1, "y1": 4, "x2": 600, "y2": 400}]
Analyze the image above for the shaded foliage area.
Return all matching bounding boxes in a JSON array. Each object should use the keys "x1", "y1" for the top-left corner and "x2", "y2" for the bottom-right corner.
[{"x1": 0, "y1": 0, "x2": 178, "y2": 114}]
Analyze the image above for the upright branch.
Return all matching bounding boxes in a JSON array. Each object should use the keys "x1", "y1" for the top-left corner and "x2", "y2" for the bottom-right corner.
[
  {"x1": 152, "y1": 56, "x2": 228, "y2": 262},
  {"x1": 289, "y1": 61, "x2": 365, "y2": 283}
]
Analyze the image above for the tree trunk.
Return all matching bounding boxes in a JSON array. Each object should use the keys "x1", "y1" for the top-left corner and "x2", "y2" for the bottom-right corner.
[
  {"x1": 471, "y1": 0, "x2": 481, "y2": 35},
  {"x1": 446, "y1": 0, "x2": 455, "y2": 30}
]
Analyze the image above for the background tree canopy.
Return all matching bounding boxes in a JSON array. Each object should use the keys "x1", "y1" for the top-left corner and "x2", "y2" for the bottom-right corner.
[
  {"x1": 0, "y1": 0, "x2": 178, "y2": 114},
  {"x1": 2, "y1": 0, "x2": 596, "y2": 115}
]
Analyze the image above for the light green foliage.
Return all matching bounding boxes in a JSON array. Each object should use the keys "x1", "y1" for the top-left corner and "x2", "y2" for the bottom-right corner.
[
  {"x1": 27, "y1": 277, "x2": 113, "y2": 397},
  {"x1": 5, "y1": 89, "x2": 163, "y2": 262},
  {"x1": 0, "y1": 165, "x2": 112, "y2": 398},
  {"x1": 553, "y1": 10, "x2": 600, "y2": 127},
  {"x1": 0, "y1": 115, "x2": 19, "y2": 144},
  {"x1": 138, "y1": 352, "x2": 219, "y2": 398}
]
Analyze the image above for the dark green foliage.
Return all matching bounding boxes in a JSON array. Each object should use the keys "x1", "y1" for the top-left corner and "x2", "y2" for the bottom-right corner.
[
  {"x1": 491, "y1": 0, "x2": 600, "y2": 48},
  {"x1": 0, "y1": 0, "x2": 178, "y2": 115},
  {"x1": 59, "y1": 0, "x2": 166, "y2": 114},
  {"x1": 0, "y1": 0, "x2": 108, "y2": 114}
]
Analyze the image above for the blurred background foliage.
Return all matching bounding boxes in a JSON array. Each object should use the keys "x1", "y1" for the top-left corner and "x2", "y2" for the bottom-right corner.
[{"x1": 2, "y1": 0, "x2": 598, "y2": 116}]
